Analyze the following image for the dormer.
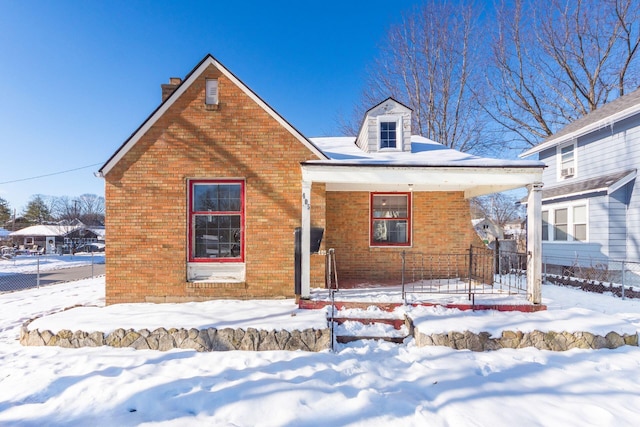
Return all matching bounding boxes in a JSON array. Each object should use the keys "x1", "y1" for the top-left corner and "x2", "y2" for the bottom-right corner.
[{"x1": 355, "y1": 98, "x2": 412, "y2": 153}]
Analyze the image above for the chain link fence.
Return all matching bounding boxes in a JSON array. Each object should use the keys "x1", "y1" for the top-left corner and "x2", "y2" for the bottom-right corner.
[
  {"x1": 542, "y1": 254, "x2": 640, "y2": 300},
  {"x1": 0, "y1": 253, "x2": 104, "y2": 293}
]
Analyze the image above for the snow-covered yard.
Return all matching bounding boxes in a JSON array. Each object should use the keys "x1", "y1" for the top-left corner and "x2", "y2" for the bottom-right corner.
[
  {"x1": 1, "y1": 273, "x2": 640, "y2": 426},
  {"x1": 0, "y1": 253, "x2": 105, "y2": 275}
]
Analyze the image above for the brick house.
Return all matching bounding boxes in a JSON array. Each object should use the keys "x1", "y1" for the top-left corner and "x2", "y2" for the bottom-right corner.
[{"x1": 98, "y1": 54, "x2": 545, "y2": 305}]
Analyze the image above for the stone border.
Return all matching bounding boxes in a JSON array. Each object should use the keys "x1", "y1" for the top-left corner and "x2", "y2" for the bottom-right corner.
[
  {"x1": 415, "y1": 328, "x2": 638, "y2": 351},
  {"x1": 19, "y1": 311, "x2": 638, "y2": 353},
  {"x1": 20, "y1": 325, "x2": 331, "y2": 352}
]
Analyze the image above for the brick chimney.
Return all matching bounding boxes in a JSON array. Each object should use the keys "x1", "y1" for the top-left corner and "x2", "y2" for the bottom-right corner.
[{"x1": 161, "y1": 77, "x2": 182, "y2": 102}]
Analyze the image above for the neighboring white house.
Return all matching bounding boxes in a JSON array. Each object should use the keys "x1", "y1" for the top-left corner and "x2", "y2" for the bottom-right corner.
[
  {"x1": 521, "y1": 87, "x2": 640, "y2": 267},
  {"x1": 9, "y1": 222, "x2": 103, "y2": 254},
  {"x1": 472, "y1": 218, "x2": 503, "y2": 244}
]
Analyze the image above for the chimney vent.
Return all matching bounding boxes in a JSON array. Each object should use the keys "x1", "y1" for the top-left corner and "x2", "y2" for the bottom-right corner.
[{"x1": 161, "y1": 77, "x2": 182, "y2": 102}]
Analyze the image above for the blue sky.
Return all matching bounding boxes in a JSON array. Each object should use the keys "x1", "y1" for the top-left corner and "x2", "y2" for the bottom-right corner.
[{"x1": 0, "y1": 0, "x2": 426, "y2": 212}]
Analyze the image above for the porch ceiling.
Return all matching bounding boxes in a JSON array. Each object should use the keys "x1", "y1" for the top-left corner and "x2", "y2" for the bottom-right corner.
[{"x1": 301, "y1": 164, "x2": 544, "y2": 198}]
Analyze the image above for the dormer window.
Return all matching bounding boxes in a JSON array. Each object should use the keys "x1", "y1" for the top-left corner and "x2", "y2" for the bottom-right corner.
[
  {"x1": 377, "y1": 115, "x2": 402, "y2": 151},
  {"x1": 355, "y1": 98, "x2": 411, "y2": 153},
  {"x1": 380, "y1": 121, "x2": 397, "y2": 149}
]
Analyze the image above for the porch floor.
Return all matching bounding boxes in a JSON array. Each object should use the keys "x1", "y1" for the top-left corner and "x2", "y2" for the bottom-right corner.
[{"x1": 300, "y1": 281, "x2": 546, "y2": 313}]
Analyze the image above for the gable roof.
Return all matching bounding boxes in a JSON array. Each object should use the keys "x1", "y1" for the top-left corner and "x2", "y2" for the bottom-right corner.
[
  {"x1": 521, "y1": 87, "x2": 640, "y2": 158},
  {"x1": 364, "y1": 97, "x2": 413, "y2": 115},
  {"x1": 98, "y1": 54, "x2": 328, "y2": 176}
]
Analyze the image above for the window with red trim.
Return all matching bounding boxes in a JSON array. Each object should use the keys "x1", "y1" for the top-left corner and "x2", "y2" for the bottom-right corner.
[
  {"x1": 370, "y1": 193, "x2": 411, "y2": 246},
  {"x1": 189, "y1": 180, "x2": 244, "y2": 262}
]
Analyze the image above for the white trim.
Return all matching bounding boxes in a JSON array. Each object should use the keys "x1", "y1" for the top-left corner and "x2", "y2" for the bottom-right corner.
[
  {"x1": 377, "y1": 115, "x2": 403, "y2": 151},
  {"x1": 541, "y1": 200, "x2": 589, "y2": 243},
  {"x1": 520, "y1": 104, "x2": 640, "y2": 158},
  {"x1": 302, "y1": 164, "x2": 543, "y2": 198},
  {"x1": 100, "y1": 55, "x2": 326, "y2": 176},
  {"x1": 526, "y1": 183, "x2": 543, "y2": 304},
  {"x1": 608, "y1": 170, "x2": 637, "y2": 194},
  {"x1": 557, "y1": 140, "x2": 577, "y2": 181}
]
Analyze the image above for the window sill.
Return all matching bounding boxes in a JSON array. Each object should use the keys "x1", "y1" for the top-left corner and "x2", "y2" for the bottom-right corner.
[
  {"x1": 187, "y1": 262, "x2": 245, "y2": 282},
  {"x1": 204, "y1": 103, "x2": 219, "y2": 111}
]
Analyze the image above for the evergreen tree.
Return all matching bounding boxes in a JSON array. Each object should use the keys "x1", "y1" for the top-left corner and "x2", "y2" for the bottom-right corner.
[
  {"x1": 0, "y1": 197, "x2": 10, "y2": 226},
  {"x1": 22, "y1": 195, "x2": 53, "y2": 225}
]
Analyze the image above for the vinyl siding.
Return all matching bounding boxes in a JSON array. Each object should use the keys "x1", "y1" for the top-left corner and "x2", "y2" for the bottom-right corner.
[
  {"x1": 537, "y1": 111, "x2": 640, "y2": 263},
  {"x1": 608, "y1": 186, "x2": 628, "y2": 260}
]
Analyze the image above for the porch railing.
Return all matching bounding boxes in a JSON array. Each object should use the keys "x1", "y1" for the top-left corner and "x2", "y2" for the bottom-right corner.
[{"x1": 401, "y1": 246, "x2": 527, "y2": 300}]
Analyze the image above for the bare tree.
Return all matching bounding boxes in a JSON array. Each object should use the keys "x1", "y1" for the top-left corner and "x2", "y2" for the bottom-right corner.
[
  {"x1": 54, "y1": 196, "x2": 82, "y2": 222},
  {"x1": 471, "y1": 192, "x2": 524, "y2": 228},
  {"x1": 487, "y1": 0, "x2": 640, "y2": 147},
  {"x1": 346, "y1": 1, "x2": 495, "y2": 154},
  {"x1": 77, "y1": 193, "x2": 105, "y2": 226}
]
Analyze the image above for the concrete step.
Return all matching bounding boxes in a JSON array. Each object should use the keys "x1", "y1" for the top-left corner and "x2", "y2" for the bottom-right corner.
[
  {"x1": 331, "y1": 317, "x2": 406, "y2": 330},
  {"x1": 336, "y1": 335, "x2": 408, "y2": 344},
  {"x1": 331, "y1": 316, "x2": 411, "y2": 345}
]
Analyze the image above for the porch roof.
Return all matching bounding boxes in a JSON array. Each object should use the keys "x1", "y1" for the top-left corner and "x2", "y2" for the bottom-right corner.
[{"x1": 303, "y1": 136, "x2": 544, "y2": 198}]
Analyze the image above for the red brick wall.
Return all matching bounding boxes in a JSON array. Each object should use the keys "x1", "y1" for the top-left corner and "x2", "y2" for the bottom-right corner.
[
  {"x1": 104, "y1": 64, "x2": 325, "y2": 304},
  {"x1": 325, "y1": 191, "x2": 483, "y2": 284}
]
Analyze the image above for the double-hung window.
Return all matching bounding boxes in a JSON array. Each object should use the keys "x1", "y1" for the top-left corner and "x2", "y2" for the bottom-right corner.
[
  {"x1": 189, "y1": 180, "x2": 244, "y2": 262},
  {"x1": 558, "y1": 142, "x2": 576, "y2": 178},
  {"x1": 370, "y1": 193, "x2": 411, "y2": 246},
  {"x1": 541, "y1": 203, "x2": 587, "y2": 242}
]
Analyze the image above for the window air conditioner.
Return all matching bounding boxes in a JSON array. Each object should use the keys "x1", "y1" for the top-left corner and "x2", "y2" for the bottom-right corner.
[{"x1": 561, "y1": 167, "x2": 574, "y2": 177}]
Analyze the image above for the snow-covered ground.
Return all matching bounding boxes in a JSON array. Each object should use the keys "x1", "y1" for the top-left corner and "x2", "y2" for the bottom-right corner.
[
  {"x1": 0, "y1": 253, "x2": 105, "y2": 275},
  {"x1": 1, "y1": 274, "x2": 640, "y2": 426}
]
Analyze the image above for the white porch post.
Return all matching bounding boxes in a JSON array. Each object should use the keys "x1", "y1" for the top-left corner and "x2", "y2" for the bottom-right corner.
[
  {"x1": 301, "y1": 180, "x2": 312, "y2": 298},
  {"x1": 526, "y1": 182, "x2": 543, "y2": 304}
]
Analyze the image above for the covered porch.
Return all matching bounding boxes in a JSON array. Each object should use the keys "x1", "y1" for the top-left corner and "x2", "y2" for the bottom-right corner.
[{"x1": 299, "y1": 162, "x2": 544, "y2": 305}]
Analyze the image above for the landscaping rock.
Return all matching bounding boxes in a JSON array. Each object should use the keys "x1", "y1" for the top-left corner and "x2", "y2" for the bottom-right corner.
[{"x1": 414, "y1": 327, "x2": 638, "y2": 352}]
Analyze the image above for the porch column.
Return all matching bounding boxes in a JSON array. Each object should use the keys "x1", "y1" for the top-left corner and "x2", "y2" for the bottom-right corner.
[
  {"x1": 526, "y1": 182, "x2": 543, "y2": 304},
  {"x1": 301, "y1": 180, "x2": 312, "y2": 299}
]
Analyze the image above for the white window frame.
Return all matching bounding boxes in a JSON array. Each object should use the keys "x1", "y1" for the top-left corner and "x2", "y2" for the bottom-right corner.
[
  {"x1": 541, "y1": 201, "x2": 588, "y2": 243},
  {"x1": 205, "y1": 79, "x2": 219, "y2": 105},
  {"x1": 557, "y1": 141, "x2": 577, "y2": 180},
  {"x1": 377, "y1": 115, "x2": 403, "y2": 151}
]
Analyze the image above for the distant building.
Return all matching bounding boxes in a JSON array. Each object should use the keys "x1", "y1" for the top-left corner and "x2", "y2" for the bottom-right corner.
[{"x1": 472, "y1": 218, "x2": 503, "y2": 244}]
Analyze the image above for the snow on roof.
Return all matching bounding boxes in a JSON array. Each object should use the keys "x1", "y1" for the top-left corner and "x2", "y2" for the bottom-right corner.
[
  {"x1": 89, "y1": 227, "x2": 106, "y2": 239},
  {"x1": 9, "y1": 224, "x2": 82, "y2": 237},
  {"x1": 309, "y1": 136, "x2": 544, "y2": 168}
]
